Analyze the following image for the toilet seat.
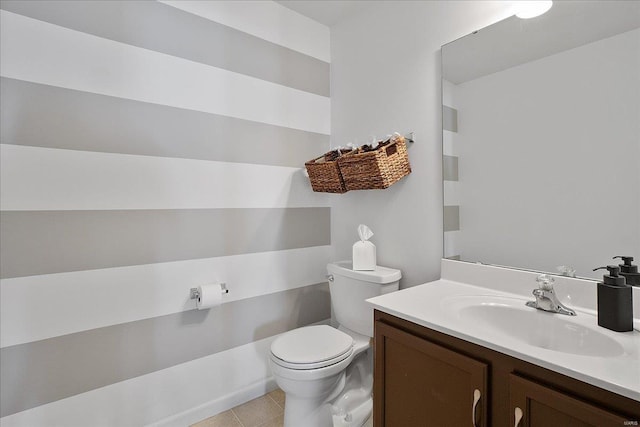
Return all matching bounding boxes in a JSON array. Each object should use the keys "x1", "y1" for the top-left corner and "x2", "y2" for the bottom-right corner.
[
  {"x1": 270, "y1": 325, "x2": 354, "y2": 370},
  {"x1": 271, "y1": 347, "x2": 353, "y2": 370}
]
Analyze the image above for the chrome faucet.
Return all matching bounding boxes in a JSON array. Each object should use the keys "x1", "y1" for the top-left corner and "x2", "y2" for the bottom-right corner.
[{"x1": 526, "y1": 274, "x2": 576, "y2": 316}]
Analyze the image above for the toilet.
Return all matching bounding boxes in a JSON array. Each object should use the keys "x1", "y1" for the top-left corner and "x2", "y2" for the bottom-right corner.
[{"x1": 269, "y1": 261, "x2": 401, "y2": 427}]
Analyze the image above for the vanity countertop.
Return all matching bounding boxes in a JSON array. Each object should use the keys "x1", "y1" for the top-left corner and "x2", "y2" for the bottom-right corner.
[{"x1": 367, "y1": 263, "x2": 640, "y2": 402}]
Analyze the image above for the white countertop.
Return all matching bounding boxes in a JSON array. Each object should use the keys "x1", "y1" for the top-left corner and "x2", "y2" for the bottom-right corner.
[{"x1": 367, "y1": 267, "x2": 640, "y2": 402}]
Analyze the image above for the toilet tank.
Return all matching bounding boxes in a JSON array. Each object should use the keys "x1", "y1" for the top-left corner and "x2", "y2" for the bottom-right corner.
[{"x1": 327, "y1": 261, "x2": 401, "y2": 337}]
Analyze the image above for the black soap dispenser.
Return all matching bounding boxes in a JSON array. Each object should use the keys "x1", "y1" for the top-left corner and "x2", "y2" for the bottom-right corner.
[
  {"x1": 613, "y1": 256, "x2": 640, "y2": 287},
  {"x1": 593, "y1": 266, "x2": 633, "y2": 332}
]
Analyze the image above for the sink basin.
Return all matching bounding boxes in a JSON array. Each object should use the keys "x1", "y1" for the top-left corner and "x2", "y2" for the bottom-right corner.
[{"x1": 445, "y1": 296, "x2": 625, "y2": 357}]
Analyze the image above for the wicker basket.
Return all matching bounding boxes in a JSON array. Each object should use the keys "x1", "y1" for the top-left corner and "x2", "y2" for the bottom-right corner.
[
  {"x1": 338, "y1": 136, "x2": 411, "y2": 190},
  {"x1": 305, "y1": 149, "x2": 353, "y2": 193}
]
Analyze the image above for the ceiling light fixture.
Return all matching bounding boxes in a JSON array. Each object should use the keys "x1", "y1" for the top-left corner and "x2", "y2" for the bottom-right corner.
[{"x1": 515, "y1": 1, "x2": 553, "y2": 19}]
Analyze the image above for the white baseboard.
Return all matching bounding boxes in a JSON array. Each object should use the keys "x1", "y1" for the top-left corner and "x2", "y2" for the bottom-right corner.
[{"x1": 150, "y1": 377, "x2": 278, "y2": 427}]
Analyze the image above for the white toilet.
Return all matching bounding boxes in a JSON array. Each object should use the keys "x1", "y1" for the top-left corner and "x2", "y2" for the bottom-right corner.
[{"x1": 269, "y1": 261, "x2": 401, "y2": 427}]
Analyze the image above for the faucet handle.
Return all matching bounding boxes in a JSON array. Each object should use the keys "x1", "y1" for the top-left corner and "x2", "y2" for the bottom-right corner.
[{"x1": 536, "y1": 274, "x2": 555, "y2": 290}]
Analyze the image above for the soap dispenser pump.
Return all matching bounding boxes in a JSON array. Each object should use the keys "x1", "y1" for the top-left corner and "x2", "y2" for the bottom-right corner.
[
  {"x1": 613, "y1": 256, "x2": 640, "y2": 287},
  {"x1": 593, "y1": 265, "x2": 633, "y2": 332}
]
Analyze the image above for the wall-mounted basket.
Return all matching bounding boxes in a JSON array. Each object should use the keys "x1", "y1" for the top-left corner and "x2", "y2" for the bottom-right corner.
[
  {"x1": 305, "y1": 134, "x2": 411, "y2": 193},
  {"x1": 304, "y1": 148, "x2": 354, "y2": 193},
  {"x1": 340, "y1": 135, "x2": 411, "y2": 190}
]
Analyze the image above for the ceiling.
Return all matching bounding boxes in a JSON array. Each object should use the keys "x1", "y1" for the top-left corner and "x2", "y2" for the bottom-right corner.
[{"x1": 275, "y1": 1, "x2": 377, "y2": 27}]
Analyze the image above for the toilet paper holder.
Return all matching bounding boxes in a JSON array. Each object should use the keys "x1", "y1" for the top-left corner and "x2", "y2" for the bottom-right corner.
[{"x1": 190, "y1": 283, "x2": 228, "y2": 300}]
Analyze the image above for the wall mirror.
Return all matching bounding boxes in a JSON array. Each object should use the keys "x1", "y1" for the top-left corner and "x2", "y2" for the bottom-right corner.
[{"x1": 442, "y1": 1, "x2": 640, "y2": 280}]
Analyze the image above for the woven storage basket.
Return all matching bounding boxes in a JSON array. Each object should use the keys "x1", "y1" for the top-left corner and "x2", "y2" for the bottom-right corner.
[
  {"x1": 305, "y1": 149, "x2": 353, "y2": 193},
  {"x1": 338, "y1": 136, "x2": 411, "y2": 190}
]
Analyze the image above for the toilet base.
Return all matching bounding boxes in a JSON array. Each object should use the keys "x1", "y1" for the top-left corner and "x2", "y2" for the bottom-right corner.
[
  {"x1": 280, "y1": 371, "x2": 346, "y2": 427},
  {"x1": 282, "y1": 390, "x2": 371, "y2": 427},
  {"x1": 331, "y1": 397, "x2": 372, "y2": 427},
  {"x1": 330, "y1": 349, "x2": 373, "y2": 427},
  {"x1": 277, "y1": 349, "x2": 373, "y2": 427}
]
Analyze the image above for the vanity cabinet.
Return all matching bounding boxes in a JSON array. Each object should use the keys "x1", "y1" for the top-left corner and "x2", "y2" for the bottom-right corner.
[
  {"x1": 509, "y1": 374, "x2": 629, "y2": 426},
  {"x1": 376, "y1": 321, "x2": 487, "y2": 426},
  {"x1": 374, "y1": 310, "x2": 640, "y2": 427}
]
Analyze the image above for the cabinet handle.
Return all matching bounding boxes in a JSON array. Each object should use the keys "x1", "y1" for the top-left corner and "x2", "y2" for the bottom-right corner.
[
  {"x1": 514, "y1": 406, "x2": 523, "y2": 427},
  {"x1": 472, "y1": 388, "x2": 481, "y2": 427}
]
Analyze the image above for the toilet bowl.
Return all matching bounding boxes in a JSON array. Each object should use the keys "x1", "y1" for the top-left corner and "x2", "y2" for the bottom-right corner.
[{"x1": 269, "y1": 261, "x2": 401, "y2": 427}]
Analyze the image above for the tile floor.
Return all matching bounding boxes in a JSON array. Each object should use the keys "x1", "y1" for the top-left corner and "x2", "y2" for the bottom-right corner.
[
  {"x1": 191, "y1": 389, "x2": 374, "y2": 427},
  {"x1": 191, "y1": 389, "x2": 285, "y2": 427}
]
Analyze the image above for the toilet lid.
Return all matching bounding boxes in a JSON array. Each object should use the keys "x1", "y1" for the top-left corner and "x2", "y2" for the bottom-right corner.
[{"x1": 271, "y1": 325, "x2": 354, "y2": 366}]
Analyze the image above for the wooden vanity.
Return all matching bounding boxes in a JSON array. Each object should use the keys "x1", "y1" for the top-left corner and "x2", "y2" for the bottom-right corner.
[{"x1": 373, "y1": 310, "x2": 640, "y2": 427}]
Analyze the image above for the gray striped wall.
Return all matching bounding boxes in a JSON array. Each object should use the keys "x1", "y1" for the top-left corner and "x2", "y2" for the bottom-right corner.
[
  {"x1": 0, "y1": 78, "x2": 328, "y2": 167},
  {"x1": 443, "y1": 105, "x2": 460, "y2": 258},
  {"x1": 0, "y1": 1, "x2": 330, "y2": 419},
  {"x1": 0, "y1": 208, "x2": 329, "y2": 279},
  {"x1": 0, "y1": 0, "x2": 329, "y2": 96},
  {"x1": 443, "y1": 105, "x2": 458, "y2": 133},
  {"x1": 1, "y1": 283, "x2": 330, "y2": 416}
]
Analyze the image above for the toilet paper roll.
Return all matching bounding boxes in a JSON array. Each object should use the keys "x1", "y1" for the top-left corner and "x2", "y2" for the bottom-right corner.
[{"x1": 196, "y1": 283, "x2": 223, "y2": 310}]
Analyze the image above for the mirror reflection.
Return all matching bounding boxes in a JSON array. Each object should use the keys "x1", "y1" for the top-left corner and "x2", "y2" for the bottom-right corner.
[{"x1": 442, "y1": 1, "x2": 640, "y2": 280}]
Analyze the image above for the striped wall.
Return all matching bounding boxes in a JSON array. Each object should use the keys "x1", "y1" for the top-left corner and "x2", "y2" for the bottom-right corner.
[
  {"x1": 0, "y1": 1, "x2": 331, "y2": 425},
  {"x1": 443, "y1": 80, "x2": 461, "y2": 260}
]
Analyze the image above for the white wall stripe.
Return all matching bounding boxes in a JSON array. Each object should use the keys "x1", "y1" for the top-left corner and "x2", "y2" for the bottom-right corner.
[
  {"x1": 159, "y1": 0, "x2": 330, "y2": 63},
  {"x1": 0, "y1": 10, "x2": 330, "y2": 135},
  {"x1": 444, "y1": 230, "x2": 461, "y2": 259},
  {"x1": 443, "y1": 130, "x2": 458, "y2": 156},
  {"x1": 444, "y1": 180, "x2": 460, "y2": 206},
  {"x1": 442, "y1": 79, "x2": 457, "y2": 108},
  {"x1": 0, "y1": 145, "x2": 329, "y2": 211},
  {"x1": 0, "y1": 335, "x2": 279, "y2": 427},
  {"x1": 0, "y1": 246, "x2": 331, "y2": 348}
]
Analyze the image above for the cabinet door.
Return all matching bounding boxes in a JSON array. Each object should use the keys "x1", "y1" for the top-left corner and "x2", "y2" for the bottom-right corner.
[
  {"x1": 375, "y1": 321, "x2": 488, "y2": 427},
  {"x1": 509, "y1": 374, "x2": 633, "y2": 427}
]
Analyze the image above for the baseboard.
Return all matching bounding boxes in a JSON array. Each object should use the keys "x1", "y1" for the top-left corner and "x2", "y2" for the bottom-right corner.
[{"x1": 149, "y1": 376, "x2": 278, "y2": 427}]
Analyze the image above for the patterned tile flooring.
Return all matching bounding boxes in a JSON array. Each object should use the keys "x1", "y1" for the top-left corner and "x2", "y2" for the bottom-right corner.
[
  {"x1": 191, "y1": 389, "x2": 285, "y2": 427},
  {"x1": 191, "y1": 389, "x2": 373, "y2": 427}
]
